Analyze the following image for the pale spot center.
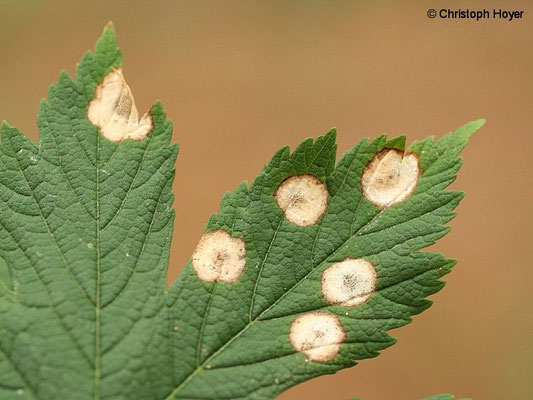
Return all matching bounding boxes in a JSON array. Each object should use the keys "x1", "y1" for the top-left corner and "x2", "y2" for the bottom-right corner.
[
  {"x1": 321, "y1": 258, "x2": 377, "y2": 307},
  {"x1": 289, "y1": 312, "x2": 346, "y2": 362},
  {"x1": 192, "y1": 230, "x2": 246, "y2": 283},
  {"x1": 87, "y1": 68, "x2": 152, "y2": 143},
  {"x1": 361, "y1": 149, "x2": 419, "y2": 208},
  {"x1": 274, "y1": 174, "x2": 328, "y2": 227}
]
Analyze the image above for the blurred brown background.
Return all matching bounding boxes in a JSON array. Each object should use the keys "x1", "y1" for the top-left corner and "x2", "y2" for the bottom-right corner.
[{"x1": 0, "y1": 1, "x2": 531, "y2": 399}]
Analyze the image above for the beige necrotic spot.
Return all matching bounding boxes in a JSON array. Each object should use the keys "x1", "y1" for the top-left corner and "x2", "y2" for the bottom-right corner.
[
  {"x1": 192, "y1": 230, "x2": 246, "y2": 283},
  {"x1": 87, "y1": 68, "x2": 152, "y2": 143},
  {"x1": 361, "y1": 149, "x2": 419, "y2": 208},
  {"x1": 274, "y1": 174, "x2": 328, "y2": 227},
  {"x1": 289, "y1": 312, "x2": 346, "y2": 362},
  {"x1": 321, "y1": 258, "x2": 377, "y2": 306}
]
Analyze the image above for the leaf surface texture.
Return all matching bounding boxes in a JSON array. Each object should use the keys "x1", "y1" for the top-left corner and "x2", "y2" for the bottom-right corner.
[{"x1": 0, "y1": 26, "x2": 482, "y2": 400}]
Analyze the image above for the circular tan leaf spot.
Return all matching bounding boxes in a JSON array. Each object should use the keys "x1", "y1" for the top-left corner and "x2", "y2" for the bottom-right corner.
[
  {"x1": 289, "y1": 312, "x2": 346, "y2": 362},
  {"x1": 274, "y1": 174, "x2": 328, "y2": 227},
  {"x1": 192, "y1": 230, "x2": 246, "y2": 283},
  {"x1": 361, "y1": 149, "x2": 419, "y2": 208},
  {"x1": 321, "y1": 258, "x2": 377, "y2": 306}
]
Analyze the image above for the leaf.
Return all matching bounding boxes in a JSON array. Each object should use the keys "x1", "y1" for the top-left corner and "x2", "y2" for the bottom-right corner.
[
  {"x1": 348, "y1": 394, "x2": 471, "y2": 400},
  {"x1": 164, "y1": 119, "x2": 483, "y2": 399},
  {"x1": 422, "y1": 395, "x2": 472, "y2": 400},
  {"x1": 0, "y1": 25, "x2": 483, "y2": 400},
  {"x1": 0, "y1": 24, "x2": 177, "y2": 399}
]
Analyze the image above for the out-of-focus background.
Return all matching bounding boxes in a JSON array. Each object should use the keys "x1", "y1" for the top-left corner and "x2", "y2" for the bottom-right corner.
[{"x1": 0, "y1": 1, "x2": 531, "y2": 399}]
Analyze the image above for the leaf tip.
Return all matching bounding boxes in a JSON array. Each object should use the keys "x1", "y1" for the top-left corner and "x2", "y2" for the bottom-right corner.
[
  {"x1": 385, "y1": 134, "x2": 407, "y2": 150},
  {"x1": 454, "y1": 118, "x2": 486, "y2": 140},
  {"x1": 93, "y1": 21, "x2": 122, "y2": 68},
  {"x1": 325, "y1": 127, "x2": 337, "y2": 140},
  {"x1": 103, "y1": 21, "x2": 117, "y2": 37},
  {"x1": 98, "y1": 22, "x2": 118, "y2": 49},
  {"x1": 472, "y1": 117, "x2": 486, "y2": 128},
  {"x1": 441, "y1": 256, "x2": 458, "y2": 272},
  {"x1": 0, "y1": 121, "x2": 15, "y2": 141}
]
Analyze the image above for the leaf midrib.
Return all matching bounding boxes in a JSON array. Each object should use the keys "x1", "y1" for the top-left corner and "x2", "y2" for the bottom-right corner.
[{"x1": 94, "y1": 132, "x2": 102, "y2": 400}]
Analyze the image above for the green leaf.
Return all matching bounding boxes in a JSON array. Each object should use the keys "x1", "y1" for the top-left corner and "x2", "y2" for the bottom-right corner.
[
  {"x1": 422, "y1": 395, "x2": 472, "y2": 400},
  {"x1": 348, "y1": 394, "x2": 471, "y2": 400},
  {"x1": 0, "y1": 24, "x2": 177, "y2": 399},
  {"x1": 0, "y1": 25, "x2": 483, "y2": 400},
  {"x1": 164, "y1": 120, "x2": 483, "y2": 399}
]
